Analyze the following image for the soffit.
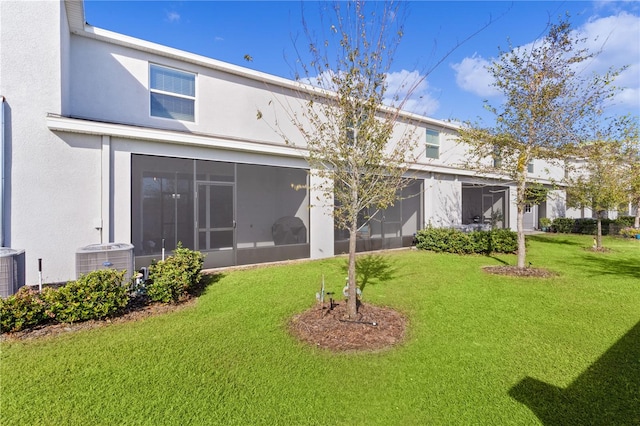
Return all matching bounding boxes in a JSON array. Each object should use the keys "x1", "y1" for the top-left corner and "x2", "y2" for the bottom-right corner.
[{"x1": 64, "y1": 0, "x2": 85, "y2": 34}]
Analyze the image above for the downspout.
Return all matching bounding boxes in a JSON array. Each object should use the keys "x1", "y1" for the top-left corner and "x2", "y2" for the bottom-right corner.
[{"x1": 0, "y1": 96, "x2": 5, "y2": 247}]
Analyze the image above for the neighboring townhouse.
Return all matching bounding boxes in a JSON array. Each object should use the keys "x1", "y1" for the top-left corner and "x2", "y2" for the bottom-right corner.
[{"x1": 0, "y1": 0, "x2": 565, "y2": 290}]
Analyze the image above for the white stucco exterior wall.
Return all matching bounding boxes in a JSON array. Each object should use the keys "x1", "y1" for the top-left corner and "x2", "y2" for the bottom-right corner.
[
  {"x1": 0, "y1": 1, "x2": 106, "y2": 284},
  {"x1": 424, "y1": 174, "x2": 462, "y2": 227},
  {"x1": 507, "y1": 185, "x2": 518, "y2": 231},
  {"x1": 69, "y1": 32, "x2": 307, "y2": 148},
  {"x1": 308, "y1": 172, "x2": 334, "y2": 260},
  {"x1": 547, "y1": 189, "x2": 567, "y2": 219}
]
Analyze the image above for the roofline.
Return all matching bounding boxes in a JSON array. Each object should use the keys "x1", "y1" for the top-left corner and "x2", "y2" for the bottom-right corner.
[{"x1": 66, "y1": 2, "x2": 458, "y2": 132}]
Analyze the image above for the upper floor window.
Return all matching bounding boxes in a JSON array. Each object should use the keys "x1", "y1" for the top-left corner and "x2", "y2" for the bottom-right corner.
[
  {"x1": 527, "y1": 161, "x2": 534, "y2": 173},
  {"x1": 149, "y1": 64, "x2": 196, "y2": 122},
  {"x1": 426, "y1": 129, "x2": 439, "y2": 159},
  {"x1": 493, "y1": 146, "x2": 502, "y2": 168}
]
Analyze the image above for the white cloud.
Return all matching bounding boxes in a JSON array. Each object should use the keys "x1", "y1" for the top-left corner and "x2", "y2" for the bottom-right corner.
[
  {"x1": 451, "y1": 54, "x2": 500, "y2": 98},
  {"x1": 300, "y1": 69, "x2": 440, "y2": 116},
  {"x1": 576, "y1": 12, "x2": 640, "y2": 109},
  {"x1": 165, "y1": 11, "x2": 180, "y2": 23},
  {"x1": 383, "y1": 69, "x2": 440, "y2": 116},
  {"x1": 452, "y1": 12, "x2": 640, "y2": 110}
]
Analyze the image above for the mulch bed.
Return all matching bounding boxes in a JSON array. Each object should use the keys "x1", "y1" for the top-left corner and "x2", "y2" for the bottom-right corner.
[
  {"x1": 482, "y1": 266, "x2": 558, "y2": 278},
  {"x1": 3, "y1": 296, "x2": 408, "y2": 354},
  {"x1": 585, "y1": 247, "x2": 612, "y2": 253},
  {"x1": 289, "y1": 302, "x2": 407, "y2": 352},
  {"x1": 1, "y1": 297, "x2": 196, "y2": 342}
]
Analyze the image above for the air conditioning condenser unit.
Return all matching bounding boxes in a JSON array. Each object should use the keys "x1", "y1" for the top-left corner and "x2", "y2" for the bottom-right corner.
[{"x1": 76, "y1": 243, "x2": 134, "y2": 282}]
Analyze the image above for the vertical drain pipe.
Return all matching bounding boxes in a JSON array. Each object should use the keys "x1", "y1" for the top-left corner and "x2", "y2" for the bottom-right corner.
[{"x1": 0, "y1": 96, "x2": 5, "y2": 247}]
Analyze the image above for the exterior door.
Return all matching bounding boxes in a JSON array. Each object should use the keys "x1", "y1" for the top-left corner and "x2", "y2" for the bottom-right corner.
[
  {"x1": 196, "y1": 183, "x2": 235, "y2": 267},
  {"x1": 523, "y1": 204, "x2": 537, "y2": 230}
]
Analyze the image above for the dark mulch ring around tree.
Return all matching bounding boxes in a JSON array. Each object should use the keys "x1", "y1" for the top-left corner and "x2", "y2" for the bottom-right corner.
[
  {"x1": 483, "y1": 265, "x2": 558, "y2": 278},
  {"x1": 289, "y1": 302, "x2": 407, "y2": 353},
  {"x1": 585, "y1": 246, "x2": 612, "y2": 253}
]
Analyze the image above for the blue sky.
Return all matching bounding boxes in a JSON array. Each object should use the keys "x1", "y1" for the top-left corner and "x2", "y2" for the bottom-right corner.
[{"x1": 84, "y1": 1, "x2": 639, "y2": 123}]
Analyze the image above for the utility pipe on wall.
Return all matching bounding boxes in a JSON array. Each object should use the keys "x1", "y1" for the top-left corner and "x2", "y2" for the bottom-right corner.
[{"x1": 0, "y1": 96, "x2": 5, "y2": 247}]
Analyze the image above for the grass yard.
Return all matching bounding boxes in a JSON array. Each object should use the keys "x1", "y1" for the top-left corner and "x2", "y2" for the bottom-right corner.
[{"x1": 1, "y1": 234, "x2": 639, "y2": 425}]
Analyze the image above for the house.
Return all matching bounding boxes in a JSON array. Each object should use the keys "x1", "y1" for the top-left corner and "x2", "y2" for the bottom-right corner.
[{"x1": 0, "y1": 0, "x2": 566, "y2": 290}]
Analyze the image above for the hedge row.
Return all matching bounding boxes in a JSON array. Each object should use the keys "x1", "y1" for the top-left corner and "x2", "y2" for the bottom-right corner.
[
  {"x1": 551, "y1": 216, "x2": 636, "y2": 235},
  {"x1": 1, "y1": 246, "x2": 204, "y2": 333},
  {"x1": 415, "y1": 227, "x2": 518, "y2": 254},
  {"x1": 0, "y1": 269, "x2": 128, "y2": 333}
]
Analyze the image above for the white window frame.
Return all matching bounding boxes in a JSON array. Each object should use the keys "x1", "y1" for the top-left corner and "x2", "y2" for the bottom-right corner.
[
  {"x1": 426, "y1": 129, "x2": 440, "y2": 159},
  {"x1": 493, "y1": 146, "x2": 502, "y2": 168},
  {"x1": 149, "y1": 63, "x2": 196, "y2": 122}
]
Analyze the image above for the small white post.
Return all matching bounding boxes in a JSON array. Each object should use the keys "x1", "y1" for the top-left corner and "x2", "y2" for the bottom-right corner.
[{"x1": 38, "y1": 258, "x2": 43, "y2": 292}]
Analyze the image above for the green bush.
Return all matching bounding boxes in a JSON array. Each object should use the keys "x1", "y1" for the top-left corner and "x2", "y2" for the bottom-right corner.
[
  {"x1": 619, "y1": 227, "x2": 640, "y2": 238},
  {"x1": 488, "y1": 229, "x2": 519, "y2": 253},
  {"x1": 552, "y1": 217, "x2": 574, "y2": 233},
  {"x1": 415, "y1": 227, "x2": 470, "y2": 254},
  {"x1": 572, "y1": 218, "x2": 619, "y2": 235},
  {"x1": 146, "y1": 244, "x2": 205, "y2": 303},
  {"x1": 539, "y1": 217, "x2": 552, "y2": 229},
  {"x1": 615, "y1": 216, "x2": 636, "y2": 228},
  {"x1": 552, "y1": 217, "x2": 634, "y2": 236},
  {"x1": 0, "y1": 287, "x2": 49, "y2": 333},
  {"x1": 42, "y1": 269, "x2": 129, "y2": 323},
  {"x1": 415, "y1": 227, "x2": 517, "y2": 255}
]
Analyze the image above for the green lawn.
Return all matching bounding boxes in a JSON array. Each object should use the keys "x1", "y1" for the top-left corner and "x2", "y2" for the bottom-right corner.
[{"x1": 1, "y1": 234, "x2": 639, "y2": 425}]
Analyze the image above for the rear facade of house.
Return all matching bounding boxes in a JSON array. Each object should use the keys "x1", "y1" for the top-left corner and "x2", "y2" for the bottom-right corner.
[{"x1": 0, "y1": 0, "x2": 568, "y2": 291}]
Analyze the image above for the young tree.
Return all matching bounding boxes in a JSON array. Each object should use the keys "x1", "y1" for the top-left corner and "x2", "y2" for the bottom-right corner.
[
  {"x1": 259, "y1": 1, "x2": 489, "y2": 318},
  {"x1": 621, "y1": 120, "x2": 640, "y2": 228},
  {"x1": 289, "y1": 1, "x2": 421, "y2": 319},
  {"x1": 458, "y1": 18, "x2": 623, "y2": 268},
  {"x1": 565, "y1": 140, "x2": 627, "y2": 249}
]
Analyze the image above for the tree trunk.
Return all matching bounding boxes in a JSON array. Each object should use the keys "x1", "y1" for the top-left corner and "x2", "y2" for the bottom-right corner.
[
  {"x1": 517, "y1": 205, "x2": 526, "y2": 268},
  {"x1": 346, "y1": 218, "x2": 358, "y2": 319},
  {"x1": 516, "y1": 179, "x2": 527, "y2": 269},
  {"x1": 596, "y1": 215, "x2": 603, "y2": 249},
  {"x1": 635, "y1": 200, "x2": 640, "y2": 228}
]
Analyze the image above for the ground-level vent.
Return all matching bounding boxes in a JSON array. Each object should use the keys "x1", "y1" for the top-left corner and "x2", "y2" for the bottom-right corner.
[
  {"x1": 0, "y1": 249, "x2": 25, "y2": 298},
  {"x1": 76, "y1": 243, "x2": 134, "y2": 282}
]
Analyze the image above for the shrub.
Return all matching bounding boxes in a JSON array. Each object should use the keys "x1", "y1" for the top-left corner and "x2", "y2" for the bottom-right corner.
[
  {"x1": 615, "y1": 216, "x2": 636, "y2": 228},
  {"x1": 415, "y1": 227, "x2": 469, "y2": 254},
  {"x1": 42, "y1": 269, "x2": 129, "y2": 323},
  {"x1": 539, "y1": 217, "x2": 552, "y2": 229},
  {"x1": 488, "y1": 229, "x2": 518, "y2": 253},
  {"x1": 571, "y1": 218, "x2": 618, "y2": 235},
  {"x1": 415, "y1": 227, "x2": 517, "y2": 255},
  {"x1": 146, "y1": 244, "x2": 204, "y2": 303},
  {"x1": 0, "y1": 287, "x2": 48, "y2": 333},
  {"x1": 552, "y1": 217, "x2": 574, "y2": 233},
  {"x1": 619, "y1": 227, "x2": 640, "y2": 238}
]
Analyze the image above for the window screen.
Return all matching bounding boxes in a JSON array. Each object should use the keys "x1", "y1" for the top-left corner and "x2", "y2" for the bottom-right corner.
[{"x1": 150, "y1": 64, "x2": 195, "y2": 121}]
